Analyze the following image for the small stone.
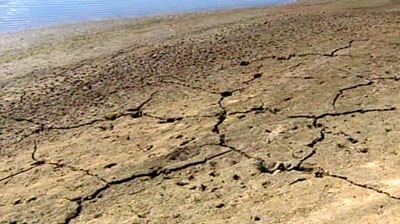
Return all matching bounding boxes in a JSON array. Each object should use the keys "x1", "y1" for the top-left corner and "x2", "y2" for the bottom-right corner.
[
  {"x1": 359, "y1": 148, "x2": 369, "y2": 153},
  {"x1": 98, "y1": 126, "x2": 107, "y2": 131},
  {"x1": 176, "y1": 179, "x2": 190, "y2": 186},
  {"x1": 200, "y1": 184, "x2": 207, "y2": 191},
  {"x1": 254, "y1": 216, "x2": 261, "y2": 221},
  {"x1": 233, "y1": 174, "x2": 241, "y2": 180},
  {"x1": 211, "y1": 187, "x2": 219, "y2": 193},
  {"x1": 104, "y1": 114, "x2": 117, "y2": 121},
  {"x1": 93, "y1": 213, "x2": 103, "y2": 218},
  {"x1": 27, "y1": 197, "x2": 37, "y2": 203},
  {"x1": 347, "y1": 137, "x2": 358, "y2": 144},
  {"x1": 272, "y1": 170, "x2": 282, "y2": 175},
  {"x1": 240, "y1": 61, "x2": 250, "y2": 66},
  {"x1": 337, "y1": 143, "x2": 345, "y2": 148},
  {"x1": 314, "y1": 169, "x2": 324, "y2": 178},
  {"x1": 104, "y1": 163, "x2": 117, "y2": 169},
  {"x1": 220, "y1": 91, "x2": 233, "y2": 97},
  {"x1": 216, "y1": 203, "x2": 225, "y2": 208},
  {"x1": 261, "y1": 181, "x2": 271, "y2": 188},
  {"x1": 130, "y1": 111, "x2": 142, "y2": 118},
  {"x1": 209, "y1": 171, "x2": 217, "y2": 177},
  {"x1": 253, "y1": 73, "x2": 262, "y2": 79}
]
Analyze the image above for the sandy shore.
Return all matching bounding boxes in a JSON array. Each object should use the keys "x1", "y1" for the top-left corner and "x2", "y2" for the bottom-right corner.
[{"x1": 1, "y1": 0, "x2": 400, "y2": 223}]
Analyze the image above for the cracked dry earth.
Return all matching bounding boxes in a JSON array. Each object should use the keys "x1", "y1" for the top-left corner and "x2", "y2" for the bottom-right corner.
[{"x1": 1, "y1": 0, "x2": 400, "y2": 223}]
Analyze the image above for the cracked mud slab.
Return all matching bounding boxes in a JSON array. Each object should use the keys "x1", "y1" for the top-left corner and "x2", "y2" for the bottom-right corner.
[{"x1": 1, "y1": 0, "x2": 400, "y2": 223}]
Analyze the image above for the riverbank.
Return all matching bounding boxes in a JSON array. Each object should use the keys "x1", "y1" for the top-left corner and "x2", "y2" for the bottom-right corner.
[{"x1": 1, "y1": 0, "x2": 400, "y2": 223}]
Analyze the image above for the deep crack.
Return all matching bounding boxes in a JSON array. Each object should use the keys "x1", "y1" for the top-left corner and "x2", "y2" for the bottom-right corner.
[
  {"x1": 324, "y1": 40, "x2": 354, "y2": 57},
  {"x1": 64, "y1": 200, "x2": 83, "y2": 224},
  {"x1": 212, "y1": 108, "x2": 227, "y2": 134},
  {"x1": 0, "y1": 165, "x2": 41, "y2": 183},
  {"x1": 332, "y1": 81, "x2": 374, "y2": 110},
  {"x1": 144, "y1": 114, "x2": 185, "y2": 124},
  {"x1": 325, "y1": 173, "x2": 400, "y2": 201},
  {"x1": 228, "y1": 103, "x2": 278, "y2": 115},
  {"x1": 289, "y1": 107, "x2": 396, "y2": 127},
  {"x1": 306, "y1": 128, "x2": 326, "y2": 148},
  {"x1": 251, "y1": 39, "x2": 368, "y2": 63}
]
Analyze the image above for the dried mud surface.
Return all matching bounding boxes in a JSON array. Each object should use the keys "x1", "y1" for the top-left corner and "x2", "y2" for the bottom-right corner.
[{"x1": 1, "y1": 0, "x2": 400, "y2": 223}]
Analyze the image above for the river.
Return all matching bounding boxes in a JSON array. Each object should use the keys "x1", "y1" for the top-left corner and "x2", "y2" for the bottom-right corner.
[{"x1": 0, "y1": 0, "x2": 291, "y2": 33}]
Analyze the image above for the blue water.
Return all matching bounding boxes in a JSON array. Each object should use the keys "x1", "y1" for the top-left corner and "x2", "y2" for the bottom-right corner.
[{"x1": 0, "y1": 0, "x2": 290, "y2": 33}]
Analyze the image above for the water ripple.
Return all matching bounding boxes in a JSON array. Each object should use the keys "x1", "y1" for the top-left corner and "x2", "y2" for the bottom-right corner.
[{"x1": 0, "y1": 0, "x2": 290, "y2": 33}]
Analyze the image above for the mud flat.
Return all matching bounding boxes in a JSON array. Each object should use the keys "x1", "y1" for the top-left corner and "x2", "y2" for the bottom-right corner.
[{"x1": 1, "y1": 0, "x2": 400, "y2": 223}]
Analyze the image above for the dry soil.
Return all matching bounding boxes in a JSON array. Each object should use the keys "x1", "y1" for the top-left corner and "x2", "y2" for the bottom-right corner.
[{"x1": 1, "y1": 0, "x2": 400, "y2": 223}]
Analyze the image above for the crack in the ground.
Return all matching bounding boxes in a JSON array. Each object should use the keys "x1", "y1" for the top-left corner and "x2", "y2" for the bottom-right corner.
[
  {"x1": 242, "y1": 72, "x2": 263, "y2": 85},
  {"x1": 228, "y1": 103, "x2": 279, "y2": 116},
  {"x1": 252, "y1": 39, "x2": 368, "y2": 63},
  {"x1": 0, "y1": 141, "x2": 108, "y2": 184},
  {"x1": 212, "y1": 96, "x2": 228, "y2": 145},
  {"x1": 143, "y1": 114, "x2": 185, "y2": 124},
  {"x1": 144, "y1": 113, "x2": 224, "y2": 123},
  {"x1": 330, "y1": 130, "x2": 359, "y2": 144},
  {"x1": 5, "y1": 70, "x2": 264, "y2": 148},
  {"x1": 64, "y1": 200, "x2": 83, "y2": 224},
  {"x1": 3, "y1": 139, "x2": 235, "y2": 223},
  {"x1": 33, "y1": 141, "x2": 108, "y2": 184},
  {"x1": 306, "y1": 128, "x2": 326, "y2": 148},
  {"x1": 4, "y1": 91, "x2": 159, "y2": 146},
  {"x1": 0, "y1": 164, "x2": 41, "y2": 183},
  {"x1": 289, "y1": 107, "x2": 396, "y2": 127},
  {"x1": 332, "y1": 81, "x2": 374, "y2": 110},
  {"x1": 48, "y1": 162, "x2": 109, "y2": 184},
  {"x1": 212, "y1": 99, "x2": 227, "y2": 135},
  {"x1": 324, "y1": 40, "x2": 355, "y2": 57},
  {"x1": 209, "y1": 72, "x2": 265, "y2": 144},
  {"x1": 154, "y1": 70, "x2": 263, "y2": 96},
  {"x1": 52, "y1": 91, "x2": 159, "y2": 129},
  {"x1": 323, "y1": 172, "x2": 400, "y2": 201},
  {"x1": 0, "y1": 114, "x2": 44, "y2": 128},
  {"x1": 63, "y1": 146, "x2": 234, "y2": 224},
  {"x1": 371, "y1": 76, "x2": 400, "y2": 82}
]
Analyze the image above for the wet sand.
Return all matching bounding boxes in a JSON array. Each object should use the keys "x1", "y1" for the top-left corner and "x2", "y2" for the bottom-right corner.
[{"x1": 1, "y1": 0, "x2": 400, "y2": 223}]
